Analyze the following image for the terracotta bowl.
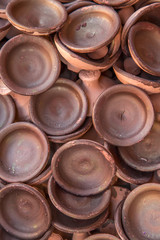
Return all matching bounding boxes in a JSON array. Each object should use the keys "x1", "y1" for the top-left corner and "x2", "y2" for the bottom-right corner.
[
  {"x1": 128, "y1": 21, "x2": 160, "y2": 77},
  {"x1": 48, "y1": 117, "x2": 92, "y2": 143},
  {"x1": 118, "y1": 121, "x2": 160, "y2": 172},
  {"x1": 59, "y1": 5, "x2": 120, "y2": 53},
  {"x1": 30, "y1": 78, "x2": 88, "y2": 136},
  {"x1": 0, "y1": 183, "x2": 51, "y2": 239},
  {"x1": 84, "y1": 233, "x2": 120, "y2": 240},
  {"x1": 0, "y1": 0, "x2": 12, "y2": 18},
  {"x1": 51, "y1": 204, "x2": 109, "y2": 233},
  {"x1": 0, "y1": 18, "x2": 11, "y2": 41},
  {"x1": 114, "y1": 201, "x2": 129, "y2": 240},
  {"x1": 0, "y1": 95, "x2": 15, "y2": 130},
  {"x1": 67, "y1": 1, "x2": 95, "y2": 14},
  {"x1": 93, "y1": 0, "x2": 130, "y2": 7},
  {"x1": 93, "y1": 84, "x2": 154, "y2": 146},
  {"x1": 113, "y1": 56, "x2": 160, "y2": 94},
  {"x1": 6, "y1": 0, "x2": 67, "y2": 35},
  {"x1": 54, "y1": 33, "x2": 121, "y2": 73},
  {"x1": 0, "y1": 34, "x2": 60, "y2": 96},
  {"x1": 0, "y1": 122, "x2": 50, "y2": 183},
  {"x1": 48, "y1": 176, "x2": 111, "y2": 220},
  {"x1": 122, "y1": 183, "x2": 160, "y2": 240},
  {"x1": 51, "y1": 139, "x2": 116, "y2": 196}
]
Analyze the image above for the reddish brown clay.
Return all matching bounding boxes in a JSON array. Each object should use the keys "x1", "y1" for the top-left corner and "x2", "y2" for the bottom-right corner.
[
  {"x1": 0, "y1": 18, "x2": 11, "y2": 40},
  {"x1": 0, "y1": 95, "x2": 15, "y2": 130},
  {"x1": 51, "y1": 139, "x2": 116, "y2": 196},
  {"x1": 84, "y1": 233, "x2": 120, "y2": 240},
  {"x1": 118, "y1": 7, "x2": 134, "y2": 25},
  {"x1": 123, "y1": 57, "x2": 141, "y2": 76}
]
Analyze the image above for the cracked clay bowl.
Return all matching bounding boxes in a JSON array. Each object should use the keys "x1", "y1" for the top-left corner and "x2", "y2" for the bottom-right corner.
[
  {"x1": 6, "y1": 0, "x2": 67, "y2": 35},
  {"x1": 0, "y1": 122, "x2": 50, "y2": 183},
  {"x1": 51, "y1": 139, "x2": 116, "y2": 196},
  {"x1": 59, "y1": 5, "x2": 120, "y2": 53},
  {"x1": 0, "y1": 34, "x2": 60, "y2": 96},
  {"x1": 0, "y1": 183, "x2": 51, "y2": 239}
]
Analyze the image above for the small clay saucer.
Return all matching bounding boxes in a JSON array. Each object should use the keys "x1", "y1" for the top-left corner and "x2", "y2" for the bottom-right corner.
[
  {"x1": 30, "y1": 78, "x2": 88, "y2": 136},
  {"x1": 114, "y1": 201, "x2": 129, "y2": 240},
  {"x1": 51, "y1": 140, "x2": 116, "y2": 196},
  {"x1": 48, "y1": 117, "x2": 92, "y2": 143},
  {"x1": 0, "y1": 122, "x2": 50, "y2": 183},
  {"x1": 48, "y1": 176, "x2": 111, "y2": 220},
  {"x1": 59, "y1": 5, "x2": 120, "y2": 53},
  {"x1": 6, "y1": 0, "x2": 67, "y2": 35},
  {"x1": 128, "y1": 21, "x2": 160, "y2": 77},
  {"x1": 0, "y1": 34, "x2": 60, "y2": 95},
  {"x1": 52, "y1": 204, "x2": 109, "y2": 233},
  {"x1": 0, "y1": 18, "x2": 11, "y2": 41},
  {"x1": 122, "y1": 183, "x2": 160, "y2": 240},
  {"x1": 0, "y1": 183, "x2": 51, "y2": 239},
  {"x1": 0, "y1": 95, "x2": 15, "y2": 130},
  {"x1": 84, "y1": 233, "x2": 120, "y2": 240},
  {"x1": 93, "y1": 84, "x2": 154, "y2": 146},
  {"x1": 119, "y1": 121, "x2": 160, "y2": 171}
]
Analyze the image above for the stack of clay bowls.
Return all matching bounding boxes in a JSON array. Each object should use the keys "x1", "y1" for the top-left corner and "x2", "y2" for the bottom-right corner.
[
  {"x1": 48, "y1": 139, "x2": 116, "y2": 234},
  {"x1": 54, "y1": 4, "x2": 121, "y2": 72}
]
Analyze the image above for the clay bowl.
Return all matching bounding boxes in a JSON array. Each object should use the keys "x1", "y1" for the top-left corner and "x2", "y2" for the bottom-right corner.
[
  {"x1": 122, "y1": 183, "x2": 160, "y2": 240},
  {"x1": 0, "y1": 0, "x2": 11, "y2": 18},
  {"x1": 112, "y1": 147, "x2": 153, "y2": 184},
  {"x1": 51, "y1": 139, "x2": 116, "y2": 196},
  {"x1": 48, "y1": 176, "x2": 111, "y2": 220},
  {"x1": 84, "y1": 234, "x2": 120, "y2": 240},
  {"x1": 118, "y1": 121, "x2": 160, "y2": 172},
  {"x1": 0, "y1": 183, "x2": 51, "y2": 239},
  {"x1": 51, "y1": 204, "x2": 109, "y2": 233},
  {"x1": 128, "y1": 21, "x2": 160, "y2": 77},
  {"x1": 93, "y1": 84, "x2": 154, "y2": 146},
  {"x1": 0, "y1": 95, "x2": 15, "y2": 130},
  {"x1": 0, "y1": 122, "x2": 50, "y2": 183},
  {"x1": 67, "y1": 1, "x2": 95, "y2": 14},
  {"x1": 54, "y1": 34, "x2": 121, "y2": 72},
  {"x1": 0, "y1": 34, "x2": 60, "y2": 96},
  {"x1": 6, "y1": 0, "x2": 67, "y2": 35},
  {"x1": 0, "y1": 18, "x2": 11, "y2": 41},
  {"x1": 121, "y1": 3, "x2": 160, "y2": 56},
  {"x1": 92, "y1": 0, "x2": 130, "y2": 7},
  {"x1": 48, "y1": 117, "x2": 92, "y2": 143},
  {"x1": 113, "y1": 56, "x2": 160, "y2": 94},
  {"x1": 114, "y1": 201, "x2": 129, "y2": 240},
  {"x1": 59, "y1": 5, "x2": 120, "y2": 53},
  {"x1": 28, "y1": 166, "x2": 52, "y2": 186},
  {"x1": 30, "y1": 78, "x2": 88, "y2": 136}
]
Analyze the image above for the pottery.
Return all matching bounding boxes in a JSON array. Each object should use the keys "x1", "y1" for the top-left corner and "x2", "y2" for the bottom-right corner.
[
  {"x1": 52, "y1": 204, "x2": 109, "y2": 234},
  {"x1": 150, "y1": 93, "x2": 160, "y2": 114},
  {"x1": 0, "y1": 18, "x2": 11, "y2": 41},
  {"x1": 0, "y1": 183, "x2": 51, "y2": 239},
  {"x1": 123, "y1": 57, "x2": 141, "y2": 76},
  {"x1": 6, "y1": 25, "x2": 21, "y2": 39},
  {"x1": 92, "y1": 0, "x2": 130, "y2": 7},
  {"x1": 67, "y1": 1, "x2": 95, "y2": 14},
  {"x1": 30, "y1": 78, "x2": 88, "y2": 136},
  {"x1": 59, "y1": 5, "x2": 120, "y2": 53},
  {"x1": 0, "y1": 78, "x2": 11, "y2": 95},
  {"x1": 112, "y1": 147, "x2": 153, "y2": 184},
  {"x1": 0, "y1": 178, "x2": 6, "y2": 190},
  {"x1": 122, "y1": 183, "x2": 160, "y2": 240},
  {"x1": 87, "y1": 46, "x2": 109, "y2": 60},
  {"x1": 48, "y1": 117, "x2": 92, "y2": 143},
  {"x1": 113, "y1": 56, "x2": 160, "y2": 94},
  {"x1": 114, "y1": 201, "x2": 129, "y2": 240},
  {"x1": 0, "y1": 95, "x2": 15, "y2": 130},
  {"x1": 48, "y1": 176, "x2": 111, "y2": 220},
  {"x1": 93, "y1": 84, "x2": 154, "y2": 146},
  {"x1": 118, "y1": 7, "x2": 134, "y2": 25},
  {"x1": 78, "y1": 70, "x2": 115, "y2": 116},
  {"x1": 0, "y1": 122, "x2": 50, "y2": 183},
  {"x1": 121, "y1": 3, "x2": 160, "y2": 56},
  {"x1": 51, "y1": 140, "x2": 116, "y2": 196},
  {"x1": 118, "y1": 121, "x2": 160, "y2": 171},
  {"x1": 84, "y1": 233, "x2": 120, "y2": 240},
  {"x1": 128, "y1": 21, "x2": 160, "y2": 77},
  {"x1": 82, "y1": 125, "x2": 105, "y2": 146},
  {"x1": 0, "y1": 0, "x2": 11, "y2": 18},
  {"x1": 0, "y1": 34, "x2": 60, "y2": 96},
  {"x1": 72, "y1": 233, "x2": 89, "y2": 240},
  {"x1": 54, "y1": 33, "x2": 121, "y2": 72},
  {"x1": 6, "y1": 0, "x2": 67, "y2": 35}
]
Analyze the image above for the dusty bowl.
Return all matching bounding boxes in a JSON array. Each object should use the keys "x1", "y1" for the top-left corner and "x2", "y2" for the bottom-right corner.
[
  {"x1": 59, "y1": 5, "x2": 120, "y2": 53},
  {"x1": 0, "y1": 95, "x2": 15, "y2": 130},
  {"x1": 122, "y1": 183, "x2": 160, "y2": 240},
  {"x1": 93, "y1": 84, "x2": 154, "y2": 146},
  {"x1": 0, "y1": 122, "x2": 49, "y2": 183},
  {"x1": 128, "y1": 21, "x2": 160, "y2": 77},
  {"x1": 0, "y1": 183, "x2": 51, "y2": 239},
  {"x1": 30, "y1": 78, "x2": 88, "y2": 136},
  {"x1": 48, "y1": 176, "x2": 111, "y2": 220},
  {"x1": 0, "y1": 34, "x2": 60, "y2": 95},
  {"x1": 51, "y1": 139, "x2": 116, "y2": 196},
  {"x1": 6, "y1": 0, "x2": 67, "y2": 35}
]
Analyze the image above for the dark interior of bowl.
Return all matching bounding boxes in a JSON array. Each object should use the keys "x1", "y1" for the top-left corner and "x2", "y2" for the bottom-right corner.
[{"x1": 0, "y1": 0, "x2": 11, "y2": 10}]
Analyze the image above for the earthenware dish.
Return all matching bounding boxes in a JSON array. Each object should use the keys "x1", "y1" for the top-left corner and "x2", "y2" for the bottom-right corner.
[{"x1": 84, "y1": 233, "x2": 120, "y2": 240}]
